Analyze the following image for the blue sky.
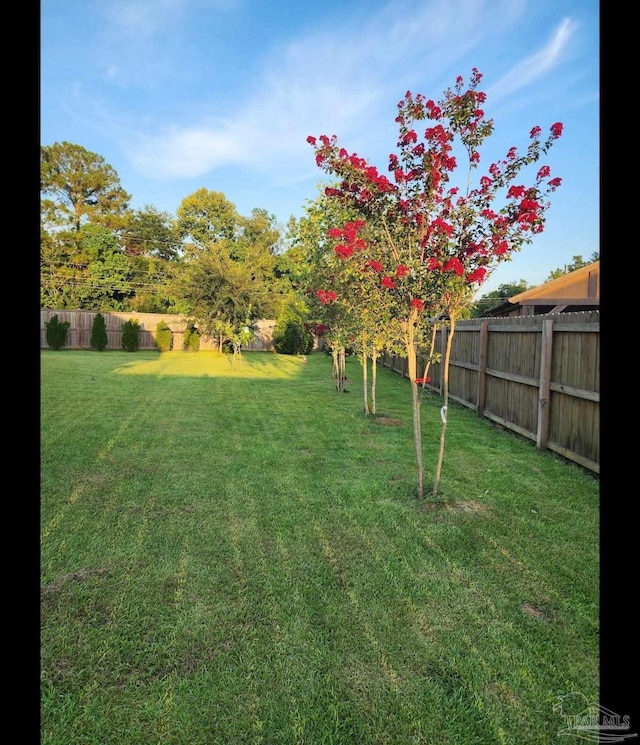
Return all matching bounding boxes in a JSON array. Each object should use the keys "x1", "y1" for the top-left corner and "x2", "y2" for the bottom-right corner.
[{"x1": 41, "y1": 0, "x2": 599, "y2": 297}]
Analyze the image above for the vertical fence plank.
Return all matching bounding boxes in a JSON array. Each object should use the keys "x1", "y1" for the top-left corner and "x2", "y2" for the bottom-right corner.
[
  {"x1": 476, "y1": 321, "x2": 488, "y2": 417},
  {"x1": 536, "y1": 318, "x2": 554, "y2": 451}
]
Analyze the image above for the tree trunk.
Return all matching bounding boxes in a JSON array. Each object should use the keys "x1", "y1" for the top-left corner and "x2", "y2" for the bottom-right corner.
[
  {"x1": 406, "y1": 317, "x2": 424, "y2": 499},
  {"x1": 371, "y1": 347, "x2": 378, "y2": 415},
  {"x1": 361, "y1": 333, "x2": 369, "y2": 414},
  {"x1": 432, "y1": 317, "x2": 456, "y2": 497},
  {"x1": 421, "y1": 321, "x2": 438, "y2": 391}
]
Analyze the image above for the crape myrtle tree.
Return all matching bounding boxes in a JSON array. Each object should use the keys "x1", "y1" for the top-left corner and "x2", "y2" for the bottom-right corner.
[
  {"x1": 308, "y1": 68, "x2": 563, "y2": 498},
  {"x1": 287, "y1": 193, "x2": 365, "y2": 394}
]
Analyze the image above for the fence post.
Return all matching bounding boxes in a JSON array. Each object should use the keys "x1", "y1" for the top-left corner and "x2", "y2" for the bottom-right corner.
[
  {"x1": 536, "y1": 318, "x2": 554, "y2": 451},
  {"x1": 476, "y1": 321, "x2": 488, "y2": 417}
]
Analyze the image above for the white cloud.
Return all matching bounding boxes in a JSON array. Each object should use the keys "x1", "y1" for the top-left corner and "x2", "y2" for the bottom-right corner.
[
  {"x1": 125, "y1": 0, "x2": 524, "y2": 180},
  {"x1": 127, "y1": 124, "x2": 247, "y2": 179},
  {"x1": 487, "y1": 17, "x2": 577, "y2": 102}
]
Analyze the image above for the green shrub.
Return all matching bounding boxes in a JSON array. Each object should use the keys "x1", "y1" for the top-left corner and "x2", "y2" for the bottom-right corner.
[
  {"x1": 273, "y1": 319, "x2": 314, "y2": 355},
  {"x1": 155, "y1": 321, "x2": 173, "y2": 352},
  {"x1": 45, "y1": 314, "x2": 71, "y2": 350},
  {"x1": 121, "y1": 319, "x2": 141, "y2": 352},
  {"x1": 90, "y1": 312, "x2": 108, "y2": 351},
  {"x1": 183, "y1": 322, "x2": 200, "y2": 351}
]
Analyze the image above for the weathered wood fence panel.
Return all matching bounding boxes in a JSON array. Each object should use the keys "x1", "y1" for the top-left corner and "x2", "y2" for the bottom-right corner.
[
  {"x1": 382, "y1": 311, "x2": 599, "y2": 473},
  {"x1": 40, "y1": 310, "x2": 278, "y2": 352}
]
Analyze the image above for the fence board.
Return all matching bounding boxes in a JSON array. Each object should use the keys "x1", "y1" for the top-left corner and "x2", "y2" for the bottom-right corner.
[
  {"x1": 382, "y1": 310, "x2": 599, "y2": 473},
  {"x1": 41, "y1": 310, "x2": 280, "y2": 352}
]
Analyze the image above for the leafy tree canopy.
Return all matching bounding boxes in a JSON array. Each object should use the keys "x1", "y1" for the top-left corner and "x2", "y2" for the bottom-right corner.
[
  {"x1": 545, "y1": 252, "x2": 599, "y2": 281},
  {"x1": 176, "y1": 188, "x2": 239, "y2": 250},
  {"x1": 41, "y1": 142, "x2": 131, "y2": 232},
  {"x1": 121, "y1": 205, "x2": 182, "y2": 260},
  {"x1": 470, "y1": 279, "x2": 531, "y2": 317}
]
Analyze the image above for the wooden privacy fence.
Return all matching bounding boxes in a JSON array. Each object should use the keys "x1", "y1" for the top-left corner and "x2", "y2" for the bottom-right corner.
[
  {"x1": 381, "y1": 311, "x2": 599, "y2": 473},
  {"x1": 40, "y1": 310, "x2": 279, "y2": 352}
]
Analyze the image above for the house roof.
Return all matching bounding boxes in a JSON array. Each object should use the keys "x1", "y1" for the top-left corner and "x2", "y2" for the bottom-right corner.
[
  {"x1": 483, "y1": 260, "x2": 600, "y2": 316},
  {"x1": 508, "y1": 261, "x2": 599, "y2": 303}
]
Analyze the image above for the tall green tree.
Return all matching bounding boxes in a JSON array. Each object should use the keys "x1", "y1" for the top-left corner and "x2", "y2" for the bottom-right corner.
[
  {"x1": 470, "y1": 279, "x2": 531, "y2": 317},
  {"x1": 121, "y1": 205, "x2": 182, "y2": 260},
  {"x1": 175, "y1": 245, "x2": 272, "y2": 352},
  {"x1": 176, "y1": 188, "x2": 239, "y2": 251},
  {"x1": 71, "y1": 224, "x2": 133, "y2": 309},
  {"x1": 41, "y1": 142, "x2": 131, "y2": 232},
  {"x1": 545, "y1": 252, "x2": 599, "y2": 281},
  {"x1": 120, "y1": 205, "x2": 185, "y2": 313}
]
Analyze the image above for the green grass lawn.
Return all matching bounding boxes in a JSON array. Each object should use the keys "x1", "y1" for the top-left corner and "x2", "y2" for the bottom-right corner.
[{"x1": 41, "y1": 349, "x2": 599, "y2": 744}]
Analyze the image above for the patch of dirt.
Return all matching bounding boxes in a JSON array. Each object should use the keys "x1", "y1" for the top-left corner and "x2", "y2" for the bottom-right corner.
[
  {"x1": 448, "y1": 500, "x2": 489, "y2": 513},
  {"x1": 374, "y1": 417, "x2": 403, "y2": 426},
  {"x1": 521, "y1": 602, "x2": 548, "y2": 621},
  {"x1": 41, "y1": 567, "x2": 109, "y2": 598},
  {"x1": 420, "y1": 501, "x2": 448, "y2": 511}
]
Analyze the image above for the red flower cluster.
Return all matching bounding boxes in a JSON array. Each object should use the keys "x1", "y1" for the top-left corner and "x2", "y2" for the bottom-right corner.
[
  {"x1": 466, "y1": 267, "x2": 487, "y2": 284},
  {"x1": 316, "y1": 289, "x2": 337, "y2": 304},
  {"x1": 410, "y1": 298, "x2": 424, "y2": 311},
  {"x1": 381, "y1": 276, "x2": 396, "y2": 289},
  {"x1": 335, "y1": 244, "x2": 354, "y2": 259},
  {"x1": 327, "y1": 220, "x2": 368, "y2": 260},
  {"x1": 443, "y1": 257, "x2": 464, "y2": 275}
]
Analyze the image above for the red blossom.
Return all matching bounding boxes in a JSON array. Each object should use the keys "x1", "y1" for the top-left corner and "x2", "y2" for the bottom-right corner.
[
  {"x1": 551, "y1": 122, "x2": 563, "y2": 138},
  {"x1": 507, "y1": 185, "x2": 526, "y2": 199},
  {"x1": 548, "y1": 177, "x2": 562, "y2": 189},
  {"x1": 402, "y1": 130, "x2": 418, "y2": 144},
  {"x1": 410, "y1": 298, "x2": 424, "y2": 311},
  {"x1": 530, "y1": 126, "x2": 542, "y2": 138},
  {"x1": 395, "y1": 264, "x2": 410, "y2": 278},
  {"x1": 335, "y1": 244, "x2": 354, "y2": 259},
  {"x1": 536, "y1": 165, "x2": 551, "y2": 179},
  {"x1": 316, "y1": 289, "x2": 337, "y2": 304},
  {"x1": 327, "y1": 227, "x2": 342, "y2": 239},
  {"x1": 443, "y1": 257, "x2": 464, "y2": 275},
  {"x1": 306, "y1": 135, "x2": 316, "y2": 145},
  {"x1": 466, "y1": 267, "x2": 487, "y2": 284},
  {"x1": 431, "y1": 217, "x2": 453, "y2": 236},
  {"x1": 366, "y1": 260, "x2": 383, "y2": 272},
  {"x1": 381, "y1": 276, "x2": 396, "y2": 289}
]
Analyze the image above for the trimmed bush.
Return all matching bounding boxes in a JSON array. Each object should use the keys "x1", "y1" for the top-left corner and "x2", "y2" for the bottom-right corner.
[
  {"x1": 90, "y1": 312, "x2": 108, "y2": 351},
  {"x1": 273, "y1": 319, "x2": 314, "y2": 355},
  {"x1": 121, "y1": 319, "x2": 141, "y2": 352},
  {"x1": 45, "y1": 314, "x2": 71, "y2": 350},
  {"x1": 155, "y1": 321, "x2": 173, "y2": 352},
  {"x1": 183, "y1": 322, "x2": 200, "y2": 351}
]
